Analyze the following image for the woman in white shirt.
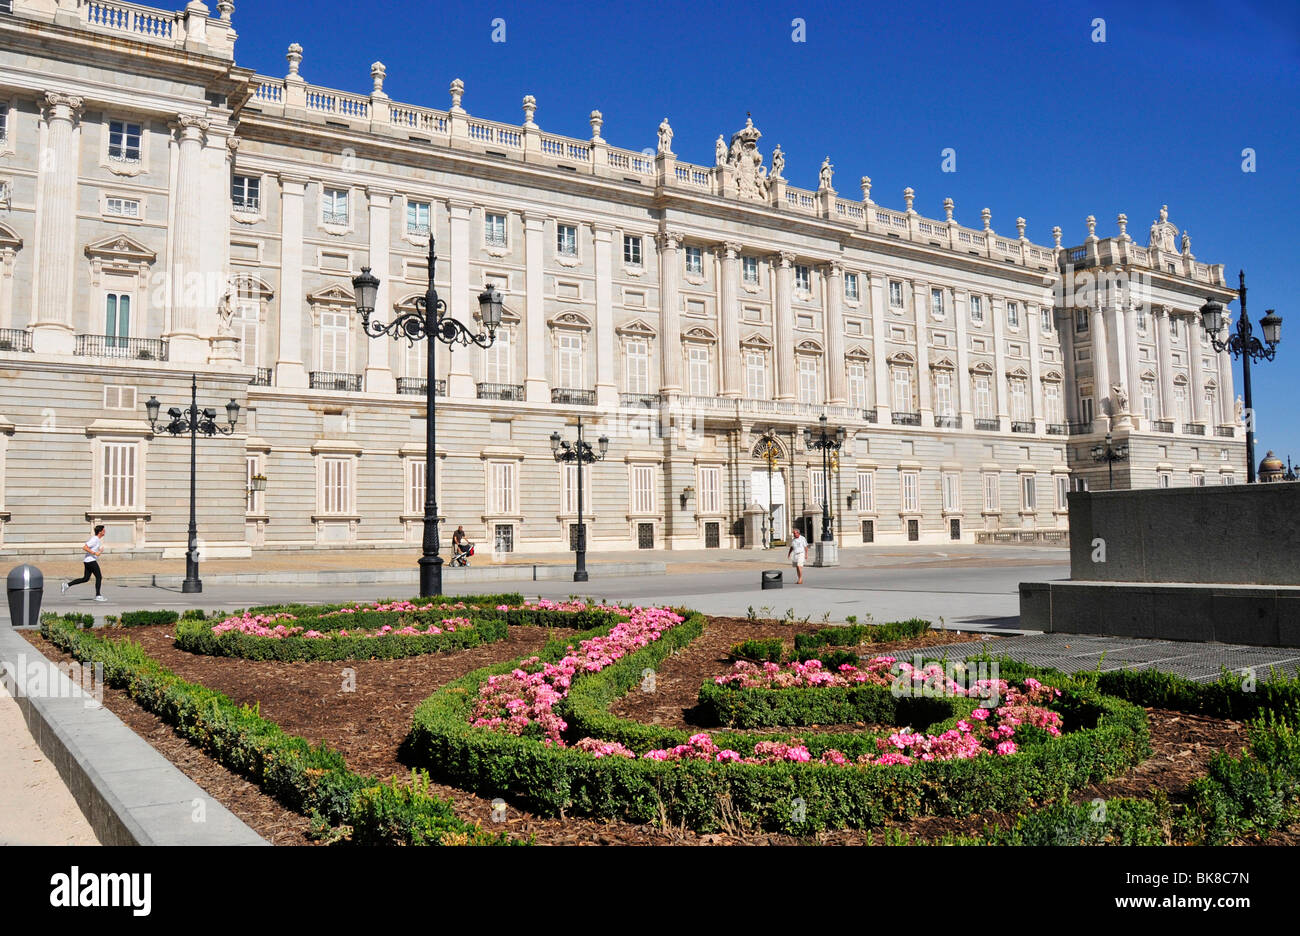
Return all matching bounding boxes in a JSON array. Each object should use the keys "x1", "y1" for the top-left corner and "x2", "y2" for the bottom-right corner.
[{"x1": 62, "y1": 525, "x2": 107, "y2": 601}]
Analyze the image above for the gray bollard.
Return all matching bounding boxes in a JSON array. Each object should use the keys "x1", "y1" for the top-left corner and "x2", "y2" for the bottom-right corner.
[
  {"x1": 761, "y1": 569, "x2": 783, "y2": 590},
  {"x1": 7, "y1": 564, "x2": 44, "y2": 627}
]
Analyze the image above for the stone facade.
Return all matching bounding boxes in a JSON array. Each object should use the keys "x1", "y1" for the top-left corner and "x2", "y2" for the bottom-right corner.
[{"x1": 0, "y1": 1, "x2": 1247, "y2": 558}]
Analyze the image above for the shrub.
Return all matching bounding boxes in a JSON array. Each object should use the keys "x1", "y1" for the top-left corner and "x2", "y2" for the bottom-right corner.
[
  {"x1": 730, "y1": 638, "x2": 786, "y2": 663},
  {"x1": 792, "y1": 619, "x2": 932, "y2": 661},
  {"x1": 174, "y1": 616, "x2": 508, "y2": 662},
  {"x1": 971, "y1": 797, "x2": 1168, "y2": 846},
  {"x1": 1187, "y1": 715, "x2": 1300, "y2": 845},
  {"x1": 118, "y1": 610, "x2": 180, "y2": 627},
  {"x1": 180, "y1": 608, "x2": 208, "y2": 621}
]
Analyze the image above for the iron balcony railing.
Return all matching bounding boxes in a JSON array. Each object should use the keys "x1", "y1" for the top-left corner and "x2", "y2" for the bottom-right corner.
[
  {"x1": 396, "y1": 377, "x2": 446, "y2": 396},
  {"x1": 1183, "y1": 423, "x2": 1206, "y2": 436},
  {"x1": 1011, "y1": 420, "x2": 1035, "y2": 433},
  {"x1": 1152, "y1": 419, "x2": 1174, "y2": 433},
  {"x1": 477, "y1": 382, "x2": 524, "y2": 401},
  {"x1": 1214, "y1": 426, "x2": 1235, "y2": 438},
  {"x1": 551, "y1": 387, "x2": 596, "y2": 406},
  {"x1": 310, "y1": 371, "x2": 362, "y2": 392},
  {"x1": 975, "y1": 418, "x2": 1000, "y2": 431},
  {"x1": 1068, "y1": 420, "x2": 1094, "y2": 434},
  {"x1": 863, "y1": 409, "x2": 878, "y2": 423},
  {"x1": 75, "y1": 334, "x2": 169, "y2": 361},
  {"x1": 252, "y1": 367, "x2": 272, "y2": 386},
  {"x1": 1046, "y1": 423, "x2": 1069, "y2": 435},
  {"x1": 0, "y1": 328, "x2": 33, "y2": 352},
  {"x1": 620, "y1": 392, "x2": 661, "y2": 409},
  {"x1": 892, "y1": 411, "x2": 921, "y2": 426},
  {"x1": 934, "y1": 414, "x2": 961, "y2": 429}
]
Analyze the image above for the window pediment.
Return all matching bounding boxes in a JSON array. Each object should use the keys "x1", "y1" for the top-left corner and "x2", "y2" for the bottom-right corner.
[
  {"x1": 845, "y1": 345, "x2": 870, "y2": 360},
  {"x1": 887, "y1": 350, "x2": 915, "y2": 366},
  {"x1": 615, "y1": 318, "x2": 657, "y2": 338},
  {"x1": 682, "y1": 326, "x2": 716, "y2": 343},
  {"x1": 548, "y1": 310, "x2": 593, "y2": 331},
  {"x1": 796, "y1": 338, "x2": 823, "y2": 354},
  {"x1": 84, "y1": 233, "x2": 156, "y2": 266},
  {"x1": 740, "y1": 332, "x2": 772, "y2": 349},
  {"x1": 307, "y1": 283, "x2": 355, "y2": 306},
  {"x1": 929, "y1": 355, "x2": 955, "y2": 371},
  {"x1": 970, "y1": 360, "x2": 994, "y2": 374},
  {"x1": 0, "y1": 223, "x2": 21, "y2": 253}
]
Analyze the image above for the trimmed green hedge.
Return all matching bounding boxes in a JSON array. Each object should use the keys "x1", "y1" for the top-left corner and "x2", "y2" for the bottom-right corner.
[
  {"x1": 174, "y1": 616, "x2": 509, "y2": 662},
  {"x1": 1187, "y1": 714, "x2": 1300, "y2": 844},
  {"x1": 118, "y1": 610, "x2": 180, "y2": 627},
  {"x1": 404, "y1": 612, "x2": 1151, "y2": 833},
  {"x1": 40, "y1": 614, "x2": 514, "y2": 846},
  {"x1": 242, "y1": 592, "x2": 526, "y2": 618}
]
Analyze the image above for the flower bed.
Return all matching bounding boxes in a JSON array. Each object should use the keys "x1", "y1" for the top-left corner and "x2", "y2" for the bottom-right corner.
[{"x1": 404, "y1": 611, "x2": 1151, "y2": 832}]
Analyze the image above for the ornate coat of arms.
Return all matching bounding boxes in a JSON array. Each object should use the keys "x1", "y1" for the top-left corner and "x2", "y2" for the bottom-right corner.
[{"x1": 725, "y1": 118, "x2": 770, "y2": 202}]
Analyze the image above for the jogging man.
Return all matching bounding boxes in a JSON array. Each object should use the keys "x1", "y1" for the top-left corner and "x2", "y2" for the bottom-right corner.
[{"x1": 63, "y1": 524, "x2": 107, "y2": 601}]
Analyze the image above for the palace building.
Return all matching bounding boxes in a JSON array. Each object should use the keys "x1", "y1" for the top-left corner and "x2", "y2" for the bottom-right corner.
[{"x1": 0, "y1": 0, "x2": 1246, "y2": 559}]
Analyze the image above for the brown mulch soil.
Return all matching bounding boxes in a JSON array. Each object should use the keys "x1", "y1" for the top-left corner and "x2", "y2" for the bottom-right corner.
[{"x1": 17, "y1": 618, "x2": 1284, "y2": 846}]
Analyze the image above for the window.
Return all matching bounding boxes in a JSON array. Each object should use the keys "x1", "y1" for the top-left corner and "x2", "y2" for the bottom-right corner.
[
  {"x1": 1007, "y1": 301, "x2": 1020, "y2": 328},
  {"x1": 556, "y1": 224, "x2": 578, "y2": 257},
  {"x1": 247, "y1": 455, "x2": 264, "y2": 514},
  {"x1": 854, "y1": 471, "x2": 875, "y2": 512},
  {"x1": 494, "y1": 524, "x2": 514, "y2": 553},
  {"x1": 1056, "y1": 475, "x2": 1069, "y2": 510},
  {"x1": 407, "y1": 459, "x2": 426, "y2": 515},
  {"x1": 861, "y1": 519, "x2": 875, "y2": 542},
  {"x1": 688, "y1": 345, "x2": 712, "y2": 396},
  {"x1": 101, "y1": 442, "x2": 138, "y2": 509},
  {"x1": 1136, "y1": 306, "x2": 1147, "y2": 330},
  {"x1": 631, "y1": 465, "x2": 655, "y2": 513},
  {"x1": 104, "y1": 292, "x2": 131, "y2": 346},
  {"x1": 485, "y1": 329, "x2": 512, "y2": 383},
  {"x1": 685, "y1": 246, "x2": 703, "y2": 275},
  {"x1": 974, "y1": 375, "x2": 992, "y2": 420},
  {"x1": 405, "y1": 341, "x2": 426, "y2": 379},
  {"x1": 488, "y1": 461, "x2": 517, "y2": 514},
  {"x1": 319, "y1": 309, "x2": 350, "y2": 373},
  {"x1": 482, "y1": 212, "x2": 507, "y2": 247},
  {"x1": 798, "y1": 357, "x2": 819, "y2": 404},
  {"x1": 845, "y1": 273, "x2": 859, "y2": 300},
  {"x1": 1041, "y1": 308, "x2": 1054, "y2": 335},
  {"x1": 1079, "y1": 395, "x2": 1094, "y2": 423},
  {"x1": 623, "y1": 234, "x2": 642, "y2": 267},
  {"x1": 321, "y1": 457, "x2": 353, "y2": 514},
  {"x1": 231, "y1": 175, "x2": 259, "y2": 212},
  {"x1": 892, "y1": 366, "x2": 912, "y2": 413},
  {"x1": 1045, "y1": 382, "x2": 1063, "y2": 423},
  {"x1": 1204, "y1": 386, "x2": 1217, "y2": 420},
  {"x1": 889, "y1": 280, "x2": 904, "y2": 308},
  {"x1": 105, "y1": 197, "x2": 140, "y2": 219},
  {"x1": 1010, "y1": 378, "x2": 1029, "y2": 423},
  {"x1": 0, "y1": 107, "x2": 6, "y2": 143},
  {"x1": 901, "y1": 472, "x2": 919, "y2": 512},
  {"x1": 810, "y1": 468, "x2": 827, "y2": 508},
  {"x1": 1169, "y1": 317, "x2": 1179, "y2": 339},
  {"x1": 794, "y1": 265, "x2": 811, "y2": 293},
  {"x1": 103, "y1": 386, "x2": 136, "y2": 410},
  {"x1": 1192, "y1": 472, "x2": 1205, "y2": 487},
  {"x1": 699, "y1": 466, "x2": 722, "y2": 514},
  {"x1": 970, "y1": 295, "x2": 984, "y2": 325},
  {"x1": 1021, "y1": 475, "x2": 1036, "y2": 511},
  {"x1": 934, "y1": 371, "x2": 954, "y2": 417},
  {"x1": 1158, "y1": 472, "x2": 1172, "y2": 488},
  {"x1": 942, "y1": 472, "x2": 961, "y2": 512},
  {"x1": 558, "y1": 333, "x2": 583, "y2": 388},
  {"x1": 626, "y1": 339, "x2": 649, "y2": 393},
  {"x1": 745, "y1": 351, "x2": 767, "y2": 399},
  {"x1": 561, "y1": 463, "x2": 588, "y2": 514},
  {"x1": 930, "y1": 288, "x2": 945, "y2": 319},
  {"x1": 983, "y1": 473, "x2": 1000, "y2": 512},
  {"x1": 1222, "y1": 474, "x2": 1235, "y2": 485},
  {"x1": 1075, "y1": 308, "x2": 1088, "y2": 333},
  {"x1": 847, "y1": 362, "x2": 868, "y2": 410},
  {"x1": 742, "y1": 256, "x2": 759, "y2": 284},
  {"x1": 637, "y1": 522, "x2": 655, "y2": 548},
  {"x1": 1174, "y1": 384, "x2": 1188, "y2": 424},
  {"x1": 235, "y1": 297, "x2": 260, "y2": 367},
  {"x1": 907, "y1": 519, "x2": 920, "y2": 541},
  {"x1": 321, "y1": 187, "x2": 349, "y2": 225},
  {"x1": 407, "y1": 201, "x2": 431, "y2": 235},
  {"x1": 107, "y1": 120, "x2": 142, "y2": 163}
]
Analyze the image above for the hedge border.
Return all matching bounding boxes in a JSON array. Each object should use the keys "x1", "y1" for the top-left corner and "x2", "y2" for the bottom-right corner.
[
  {"x1": 38, "y1": 613, "x2": 517, "y2": 846},
  {"x1": 404, "y1": 611, "x2": 1151, "y2": 833}
]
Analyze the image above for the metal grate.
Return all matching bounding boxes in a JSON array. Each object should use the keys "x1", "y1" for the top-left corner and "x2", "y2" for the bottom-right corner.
[
  {"x1": 907, "y1": 519, "x2": 919, "y2": 541},
  {"x1": 569, "y1": 522, "x2": 586, "y2": 551},
  {"x1": 949, "y1": 518, "x2": 961, "y2": 540},
  {"x1": 310, "y1": 371, "x2": 362, "y2": 392},
  {"x1": 637, "y1": 522, "x2": 654, "y2": 549},
  {"x1": 704, "y1": 521, "x2": 720, "y2": 548},
  {"x1": 494, "y1": 523, "x2": 514, "y2": 553},
  {"x1": 76, "y1": 334, "x2": 169, "y2": 361},
  {"x1": 892, "y1": 411, "x2": 921, "y2": 426},
  {"x1": 397, "y1": 377, "x2": 447, "y2": 396},
  {"x1": 861, "y1": 519, "x2": 874, "y2": 543},
  {"x1": 552, "y1": 388, "x2": 596, "y2": 405},
  {"x1": 477, "y1": 382, "x2": 524, "y2": 401},
  {"x1": 975, "y1": 418, "x2": 999, "y2": 431}
]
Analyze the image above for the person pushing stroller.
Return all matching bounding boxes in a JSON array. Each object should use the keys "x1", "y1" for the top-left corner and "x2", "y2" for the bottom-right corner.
[{"x1": 450, "y1": 525, "x2": 474, "y2": 566}]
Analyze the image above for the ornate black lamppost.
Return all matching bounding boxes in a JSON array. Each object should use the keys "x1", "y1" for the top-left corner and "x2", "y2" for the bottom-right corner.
[
  {"x1": 1200, "y1": 271, "x2": 1282, "y2": 483},
  {"x1": 352, "y1": 234, "x2": 502, "y2": 597},
  {"x1": 1091, "y1": 431, "x2": 1129, "y2": 490},
  {"x1": 551, "y1": 416, "x2": 608, "y2": 582},
  {"x1": 803, "y1": 414, "x2": 846, "y2": 542},
  {"x1": 145, "y1": 374, "x2": 240, "y2": 594}
]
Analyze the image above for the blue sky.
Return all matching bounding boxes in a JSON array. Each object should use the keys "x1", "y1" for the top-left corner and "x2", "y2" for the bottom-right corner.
[{"x1": 232, "y1": 0, "x2": 1299, "y2": 464}]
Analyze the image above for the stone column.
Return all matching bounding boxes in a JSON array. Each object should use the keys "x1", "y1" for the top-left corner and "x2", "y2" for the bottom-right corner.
[
  {"x1": 523, "y1": 212, "x2": 548, "y2": 402},
  {"x1": 1217, "y1": 330, "x2": 1236, "y2": 428},
  {"x1": 657, "y1": 231, "x2": 683, "y2": 394},
  {"x1": 364, "y1": 186, "x2": 396, "y2": 393},
  {"x1": 1188, "y1": 313, "x2": 1206, "y2": 427},
  {"x1": 912, "y1": 282, "x2": 931, "y2": 421},
  {"x1": 717, "y1": 242, "x2": 742, "y2": 397},
  {"x1": 592, "y1": 223, "x2": 617, "y2": 408},
  {"x1": 1089, "y1": 304, "x2": 1112, "y2": 427},
  {"x1": 1059, "y1": 309, "x2": 1078, "y2": 423},
  {"x1": 1027, "y1": 304, "x2": 1044, "y2": 432},
  {"x1": 774, "y1": 252, "x2": 796, "y2": 400},
  {"x1": 446, "y1": 199, "x2": 474, "y2": 398},
  {"x1": 31, "y1": 92, "x2": 84, "y2": 355},
  {"x1": 274, "y1": 174, "x2": 309, "y2": 387},
  {"x1": 1156, "y1": 306, "x2": 1175, "y2": 420},
  {"x1": 868, "y1": 272, "x2": 890, "y2": 422},
  {"x1": 822, "y1": 262, "x2": 846, "y2": 404},
  {"x1": 1123, "y1": 303, "x2": 1142, "y2": 428},
  {"x1": 953, "y1": 289, "x2": 972, "y2": 423},
  {"x1": 165, "y1": 114, "x2": 211, "y2": 363}
]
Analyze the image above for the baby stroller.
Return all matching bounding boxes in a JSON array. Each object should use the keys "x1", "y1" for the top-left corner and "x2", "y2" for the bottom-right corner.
[{"x1": 450, "y1": 539, "x2": 474, "y2": 567}]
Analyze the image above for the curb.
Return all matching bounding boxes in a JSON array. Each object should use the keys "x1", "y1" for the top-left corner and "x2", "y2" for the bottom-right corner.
[{"x1": 0, "y1": 627, "x2": 267, "y2": 846}]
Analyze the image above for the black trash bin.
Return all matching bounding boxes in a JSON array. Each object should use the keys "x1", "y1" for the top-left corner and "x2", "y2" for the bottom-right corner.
[
  {"x1": 7, "y1": 564, "x2": 43, "y2": 627},
  {"x1": 761, "y1": 569, "x2": 783, "y2": 590}
]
